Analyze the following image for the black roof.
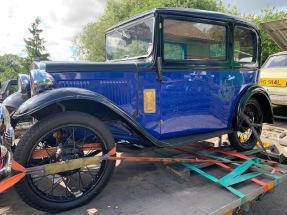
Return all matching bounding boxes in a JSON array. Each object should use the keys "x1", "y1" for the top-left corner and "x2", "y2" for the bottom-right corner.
[{"x1": 106, "y1": 8, "x2": 258, "y2": 33}]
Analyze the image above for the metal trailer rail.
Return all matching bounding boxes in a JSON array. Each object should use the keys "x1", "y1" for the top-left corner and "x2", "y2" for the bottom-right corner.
[
  {"x1": 151, "y1": 143, "x2": 287, "y2": 215},
  {"x1": 274, "y1": 115, "x2": 287, "y2": 120}
]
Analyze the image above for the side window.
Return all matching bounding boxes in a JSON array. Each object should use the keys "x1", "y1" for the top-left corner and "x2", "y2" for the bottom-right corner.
[
  {"x1": 164, "y1": 42, "x2": 186, "y2": 60},
  {"x1": 234, "y1": 26, "x2": 256, "y2": 63},
  {"x1": 163, "y1": 19, "x2": 226, "y2": 61}
]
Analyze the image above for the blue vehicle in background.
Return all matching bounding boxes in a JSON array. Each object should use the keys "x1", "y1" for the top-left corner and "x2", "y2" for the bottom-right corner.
[{"x1": 0, "y1": 8, "x2": 273, "y2": 212}]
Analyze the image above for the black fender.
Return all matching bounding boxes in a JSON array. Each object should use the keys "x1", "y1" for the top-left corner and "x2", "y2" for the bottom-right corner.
[
  {"x1": 2, "y1": 92, "x2": 30, "y2": 114},
  {"x1": 12, "y1": 87, "x2": 167, "y2": 147},
  {"x1": 232, "y1": 85, "x2": 274, "y2": 128}
]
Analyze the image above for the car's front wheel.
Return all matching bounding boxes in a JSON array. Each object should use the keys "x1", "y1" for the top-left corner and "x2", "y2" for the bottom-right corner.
[
  {"x1": 13, "y1": 111, "x2": 116, "y2": 213},
  {"x1": 228, "y1": 98, "x2": 263, "y2": 151}
]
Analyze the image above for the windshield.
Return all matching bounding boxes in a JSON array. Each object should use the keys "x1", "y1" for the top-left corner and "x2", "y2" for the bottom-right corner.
[
  {"x1": 106, "y1": 17, "x2": 154, "y2": 61},
  {"x1": 263, "y1": 54, "x2": 287, "y2": 68}
]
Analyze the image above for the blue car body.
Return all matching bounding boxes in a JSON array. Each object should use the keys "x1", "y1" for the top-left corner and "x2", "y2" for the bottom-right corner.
[{"x1": 41, "y1": 64, "x2": 258, "y2": 140}]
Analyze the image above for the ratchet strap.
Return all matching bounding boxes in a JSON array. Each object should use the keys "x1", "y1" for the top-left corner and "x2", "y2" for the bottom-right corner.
[
  {"x1": 0, "y1": 145, "x2": 281, "y2": 197},
  {"x1": 175, "y1": 148, "x2": 270, "y2": 191},
  {"x1": 190, "y1": 143, "x2": 282, "y2": 187},
  {"x1": 153, "y1": 149, "x2": 250, "y2": 204},
  {"x1": 0, "y1": 147, "x2": 116, "y2": 192}
]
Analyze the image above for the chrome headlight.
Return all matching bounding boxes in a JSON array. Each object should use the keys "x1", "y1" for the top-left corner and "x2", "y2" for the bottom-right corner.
[
  {"x1": 30, "y1": 69, "x2": 56, "y2": 95},
  {"x1": 0, "y1": 104, "x2": 14, "y2": 147},
  {"x1": 18, "y1": 74, "x2": 30, "y2": 93}
]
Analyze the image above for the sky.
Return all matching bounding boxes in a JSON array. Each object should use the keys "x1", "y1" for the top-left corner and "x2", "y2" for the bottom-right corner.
[
  {"x1": 0, "y1": 0, "x2": 106, "y2": 60},
  {"x1": 0, "y1": 0, "x2": 287, "y2": 61}
]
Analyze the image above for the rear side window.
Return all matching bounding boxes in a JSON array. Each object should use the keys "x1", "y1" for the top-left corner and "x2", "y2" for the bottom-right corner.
[
  {"x1": 163, "y1": 19, "x2": 226, "y2": 61},
  {"x1": 234, "y1": 26, "x2": 256, "y2": 63}
]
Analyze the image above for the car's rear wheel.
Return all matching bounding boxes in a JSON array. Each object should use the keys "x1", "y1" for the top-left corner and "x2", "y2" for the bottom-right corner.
[
  {"x1": 228, "y1": 98, "x2": 263, "y2": 151},
  {"x1": 13, "y1": 111, "x2": 116, "y2": 213}
]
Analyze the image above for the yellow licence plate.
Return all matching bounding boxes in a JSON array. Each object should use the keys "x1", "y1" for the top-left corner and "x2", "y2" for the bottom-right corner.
[{"x1": 259, "y1": 78, "x2": 286, "y2": 87}]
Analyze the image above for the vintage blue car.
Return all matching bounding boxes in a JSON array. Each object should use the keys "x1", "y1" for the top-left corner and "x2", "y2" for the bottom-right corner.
[{"x1": 1, "y1": 8, "x2": 273, "y2": 212}]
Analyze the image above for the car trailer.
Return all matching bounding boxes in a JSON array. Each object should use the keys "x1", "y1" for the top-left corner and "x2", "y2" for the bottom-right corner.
[
  {"x1": 1, "y1": 117, "x2": 287, "y2": 214},
  {"x1": 1, "y1": 139, "x2": 286, "y2": 215}
]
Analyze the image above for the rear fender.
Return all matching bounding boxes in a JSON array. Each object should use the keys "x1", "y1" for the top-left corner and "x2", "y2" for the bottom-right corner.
[{"x1": 232, "y1": 85, "x2": 274, "y2": 128}]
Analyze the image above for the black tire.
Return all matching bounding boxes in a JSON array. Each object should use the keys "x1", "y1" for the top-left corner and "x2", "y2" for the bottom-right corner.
[
  {"x1": 228, "y1": 98, "x2": 263, "y2": 151},
  {"x1": 13, "y1": 111, "x2": 116, "y2": 213}
]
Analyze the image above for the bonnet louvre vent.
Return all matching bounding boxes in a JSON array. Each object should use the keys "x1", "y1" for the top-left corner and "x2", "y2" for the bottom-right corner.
[{"x1": 100, "y1": 81, "x2": 131, "y2": 105}]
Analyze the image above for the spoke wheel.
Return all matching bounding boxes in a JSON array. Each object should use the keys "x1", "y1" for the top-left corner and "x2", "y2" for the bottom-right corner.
[
  {"x1": 228, "y1": 98, "x2": 262, "y2": 151},
  {"x1": 13, "y1": 112, "x2": 116, "y2": 213}
]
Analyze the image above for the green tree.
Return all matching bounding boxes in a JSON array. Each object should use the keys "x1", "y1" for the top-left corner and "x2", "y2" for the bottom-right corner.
[
  {"x1": 0, "y1": 54, "x2": 26, "y2": 74},
  {"x1": 23, "y1": 18, "x2": 50, "y2": 70},
  {"x1": 0, "y1": 65, "x2": 18, "y2": 82},
  {"x1": 73, "y1": 0, "x2": 226, "y2": 61},
  {"x1": 244, "y1": 7, "x2": 287, "y2": 63},
  {"x1": 0, "y1": 54, "x2": 26, "y2": 82}
]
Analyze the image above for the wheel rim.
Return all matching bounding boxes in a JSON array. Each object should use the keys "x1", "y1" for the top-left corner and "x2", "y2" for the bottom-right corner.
[
  {"x1": 237, "y1": 101, "x2": 262, "y2": 146},
  {"x1": 26, "y1": 124, "x2": 109, "y2": 203}
]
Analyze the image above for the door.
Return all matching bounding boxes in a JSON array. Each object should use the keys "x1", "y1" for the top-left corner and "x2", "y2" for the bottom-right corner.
[{"x1": 159, "y1": 17, "x2": 258, "y2": 139}]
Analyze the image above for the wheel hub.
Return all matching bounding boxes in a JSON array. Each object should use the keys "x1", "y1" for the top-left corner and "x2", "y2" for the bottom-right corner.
[
  {"x1": 53, "y1": 145, "x2": 84, "y2": 176},
  {"x1": 239, "y1": 111, "x2": 254, "y2": 132}
]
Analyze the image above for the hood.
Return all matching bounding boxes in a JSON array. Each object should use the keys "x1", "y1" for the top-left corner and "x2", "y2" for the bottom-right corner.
[
  {"x1": 41, "y1": 61, "x2": 141, "y2": 73},
  {"x1": 260, "y1": 67, "x2": 287, "y2": 79}
]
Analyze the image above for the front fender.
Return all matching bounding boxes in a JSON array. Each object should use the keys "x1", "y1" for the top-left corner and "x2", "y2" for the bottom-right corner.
[
  {"x1": 12, "y1": 88, "x2": 167, "y2": 147},
  {"x1": 233, "y1": 85, "x2": 274, "y2": 127},
  {"x1": 13, "y1": 88, "x2": 114, "y2": 119}
]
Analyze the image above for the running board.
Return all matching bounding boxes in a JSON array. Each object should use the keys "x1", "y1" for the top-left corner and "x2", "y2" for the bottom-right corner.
[{"x1": 160, "y1": 129, "x2": 234, "y2": 148}]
